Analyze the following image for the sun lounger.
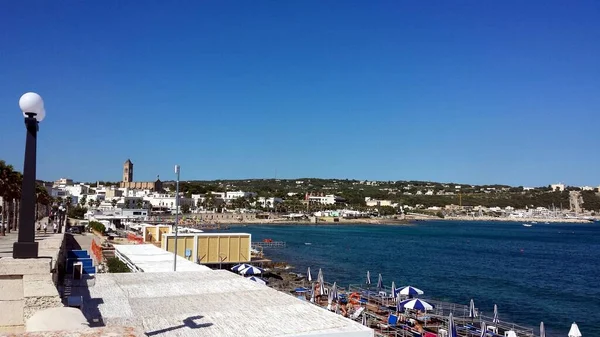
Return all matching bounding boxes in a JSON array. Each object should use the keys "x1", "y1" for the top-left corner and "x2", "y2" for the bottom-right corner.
[{"x1": 350, "y1": 307, "x2": 365, "y2": 320}]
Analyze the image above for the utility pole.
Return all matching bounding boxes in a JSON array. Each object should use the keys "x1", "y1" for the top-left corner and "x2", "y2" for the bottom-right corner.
[{"x1": 173, "y1": 165, "x2": 180, "y2": 271}]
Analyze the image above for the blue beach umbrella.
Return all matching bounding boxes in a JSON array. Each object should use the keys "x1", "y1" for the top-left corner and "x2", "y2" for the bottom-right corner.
[
  {"x1": 307, "y1": 267, "x2": 312, "y2": 282},
  {"x1": 448, "y1": 313, "x2": 457, "y2": 337},
  {"x1": 539, "y1": 322, "x2": 545, "y2": 337},
  {"x1": 480, "y1": 321, "x2": 487, "y2": 337},
  {"x1": 240, "y1": 265, "x2": 264, "y2": 275},
  {"x1": 377, "y1": 274, "x2": 383, "y2": 290},
  {"x1": 231, "y1": 263, "x2": 252, "y2": 272},
  {"x1": 493, "y1": 304, "x2": 499, "y2": 324},
  {"x1": 398, "y1": 298, "x2": 434, "y2": 312},
  {"x1": 248, "y1": 276, "x2": 268, "y2": 285},
  {"x1": 398, "y1": 286, "x2": 424, "y2": 297},
  {"x1": 366, "y1": 271, "x2": 371, "y2": 285},
  {"x1": 469, "y1": 299, "x2": 478, "y2": 318}
]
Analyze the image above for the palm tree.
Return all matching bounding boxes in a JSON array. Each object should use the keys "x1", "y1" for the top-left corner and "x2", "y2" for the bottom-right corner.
[
  {"x1": 0, "y1": 161, "x2": 14, "y2": 235},
  {"x1": 79, "y1": 195, "x2": 87, "y2": 208}
]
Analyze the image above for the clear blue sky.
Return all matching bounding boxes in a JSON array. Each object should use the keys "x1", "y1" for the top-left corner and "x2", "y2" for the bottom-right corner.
[{"x1": 1, "y1": 1, "x2": 598, "y2": 186}]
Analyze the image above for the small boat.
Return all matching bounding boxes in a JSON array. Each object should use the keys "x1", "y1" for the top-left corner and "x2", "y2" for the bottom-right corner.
[
  {"x1": 544, "y1": 222, "x2": 550, "y2": 224},
  {"x1": 523, "y1": 224, "x2": 532, "y2": 227},
  {"x1": 305, "y1": 242, "x2": 312, "y2": 245}
]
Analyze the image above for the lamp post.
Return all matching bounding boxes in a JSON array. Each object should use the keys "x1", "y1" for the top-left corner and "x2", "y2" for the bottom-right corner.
[
  {"x1": 173, "y1": 165, "x2": 180, "y2": 271},
  {"x1": 13, "y1": 92, "x2": 46, "y2": 259}
]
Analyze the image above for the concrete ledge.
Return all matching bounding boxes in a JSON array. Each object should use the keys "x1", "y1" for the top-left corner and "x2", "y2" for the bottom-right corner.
[
  {"x1": 0, "y1": 326, "x2": 145, "y2": 336},
  {"x1": 23, "y1": 275, "x2": 58, "y2": 299},
  {"x1": 0, "y1": 259, "x2": 52, "y2": 276}
]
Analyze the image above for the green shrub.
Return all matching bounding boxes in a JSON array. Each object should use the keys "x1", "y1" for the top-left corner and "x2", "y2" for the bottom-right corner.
[
  {"x1": 88, "y1": 221, "x2": 105, "y2": 233},
  {"x1": 68, "y1": 206, "x2": 87, "y2": 219},
  {"x1": 106, "y1": 257, "x2": 130, "y2": 273}
]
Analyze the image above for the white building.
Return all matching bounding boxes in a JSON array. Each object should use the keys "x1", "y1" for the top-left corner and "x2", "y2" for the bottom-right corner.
[
  {"x1": 307, "y1": 194, "x2": 343, "y2": 205},
  {"x1": 364, "y1": 197, "x2": 392, "y2": 207},
  {"x1": 551, "y1": 183, "x2": 565, "y2": 192}
]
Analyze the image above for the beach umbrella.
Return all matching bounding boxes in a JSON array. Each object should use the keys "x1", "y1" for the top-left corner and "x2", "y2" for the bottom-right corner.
[
  {"x1": 366, "y1": 271, "x2": 371, "y2": 285},
  {"x1": 539, "y1": 322, "x2": 545, "y2": 337},
  {"x1": 239, "y1": 265, "x2": 264, "y2": 275},
  {"x1": 335, "y1": 303, "x2": 340, "y2": 315},
  {"x1": 480, "y1": 321, "x2": 487, "y2": 337},
  {"x1": 362, "y1": 312, "x2": 367, "y2": 326},
  {"x1": 492, "y1": 304, "x2": 499, "y2": 324},
  {"x1": 318, "y1": 269, "x2": 325, "y2": 295},
  {"x1": 327, "y1": 288, "x2": 334, "y2": 310},
  {"x1": 377, "y1": 274, "x2": 383, "y2": 290},
  {"x1": 391, "y1": 281, "x2": 398, "y2": 299},
  {"x1": 331, "y1": 282, "x2": 338, "y2": 301},
  {"x1": 398, "y1": 298, "x2": 434, "y2": 312},
  {"x1": 307, "y1": 267, "x2": 312, "y2": 282},
  {"x1": 247, "y1": 276, "x2": 267, "y2": 285},
  {"x1": 398, "y1": 286, "x2": 424, "y2": 297},
  {"x1": 310, "y1": 283, "x2": 315, "y2": 303},
  {"x1": 448, "y1": 313, "x2": 457, "y2": 337},
  {"x1": 231, "y1": 263, "x2": 252, "y2": 272},
  {"x1": 469, "y1": 299, "x2": 477, "y2": 318},
  {"x1": 568, "y1": 322, "x2": 582, "y2": 337}
]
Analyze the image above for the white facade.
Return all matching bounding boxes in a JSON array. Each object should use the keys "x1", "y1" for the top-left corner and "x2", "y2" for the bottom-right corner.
[{"x1": 308, "y1": 194, "x2": 338, "y2": 205}]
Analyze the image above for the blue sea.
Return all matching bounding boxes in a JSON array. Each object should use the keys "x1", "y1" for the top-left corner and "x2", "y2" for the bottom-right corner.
[{"x1": 227, "y1": 221, "x2": 600, "y2": 337}]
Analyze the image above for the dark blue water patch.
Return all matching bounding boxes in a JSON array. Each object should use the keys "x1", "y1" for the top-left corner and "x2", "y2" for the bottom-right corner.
[{"x1": 226, "y1": 221, "x2": 600, "y2": 337}]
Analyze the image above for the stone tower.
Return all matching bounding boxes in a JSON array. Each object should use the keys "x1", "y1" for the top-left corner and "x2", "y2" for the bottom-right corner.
[{"x1": 123, "y1": 159, "x2": 133, "y2": 183}]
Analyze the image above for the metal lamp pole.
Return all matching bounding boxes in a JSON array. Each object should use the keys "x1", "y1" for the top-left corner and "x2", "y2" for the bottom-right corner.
[
  {"x1": 173, "y1": 165, "x2": 180, "y2": 271},
  {"x1": 13, "y1": 92, "x2": 46, "y2": 259}
]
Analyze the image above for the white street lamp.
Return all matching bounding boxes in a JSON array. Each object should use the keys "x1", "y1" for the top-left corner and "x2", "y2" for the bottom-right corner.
[{"x1": 13, "y1": 92, "x2": 46, "y2": 258}]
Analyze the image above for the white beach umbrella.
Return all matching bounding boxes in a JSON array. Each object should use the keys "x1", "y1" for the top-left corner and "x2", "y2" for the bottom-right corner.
[
  {"x1": 492, "y1": 304, "x2": 499, "y2": 324},
  {"x1": 318, "y1": 268, "x2": 325, "y2": 295},
  {"x1": 377, "y1": 273, "x2": 383, "y2": 290},
  {"x1": 539, "y1": 322, "x2": 545, "y2": 337},
  {"x1": 307, "y1": 267, "x2": 312, "y2": 282},
  {"x1": 568, "y1": 322, "x2": 582, "y2": 337},
  {"x1": 327, "y1": 289, "x2": 334, "y2": 310},
  {"x1": 331, "y1": 282, "x2": 338, "y2": 301},
  {"x1": 362, "y1": 312, "x2": 367, "y2": 326},
  {"x1": 310, "y1": 283, "x2": 315, "y2": 303},
  {"x1": 480, "y1": 321, "x2": 487, "y2": 337},
  {"x1": 469, "y1": 299, "x2": 477, "y2": 318},
  {"x1": 366, "y1": 271, "x2": 371, "y2": 285},
  {"x1": 391, "y1": 281, "x2": 398, "y2": 299}
]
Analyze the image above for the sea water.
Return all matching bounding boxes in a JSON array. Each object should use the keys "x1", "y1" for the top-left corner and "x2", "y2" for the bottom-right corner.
[{"x1": 228, "y1": 221, "x2": 600, "y2": 337}]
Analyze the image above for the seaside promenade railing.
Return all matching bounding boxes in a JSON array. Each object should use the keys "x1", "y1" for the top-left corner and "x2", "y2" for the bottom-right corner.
[{"x1": 252, "y1": 241, "x2": 286, "y2": 248}]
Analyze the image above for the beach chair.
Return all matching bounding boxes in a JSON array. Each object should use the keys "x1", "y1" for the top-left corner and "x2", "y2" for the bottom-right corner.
[{"x1": 350, "y1": 307, "x2": 365, "y2": 320}]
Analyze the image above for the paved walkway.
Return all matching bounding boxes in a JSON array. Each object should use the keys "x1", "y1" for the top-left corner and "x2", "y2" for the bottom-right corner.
[{"x1": 0, "y1": 231, "x2": 62, "y2": 258}]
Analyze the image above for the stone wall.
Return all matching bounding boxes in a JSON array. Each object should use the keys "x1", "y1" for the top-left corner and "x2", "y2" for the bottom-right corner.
[{"x1": 0, "y1": 234, "x2": 65, "y2": 329}]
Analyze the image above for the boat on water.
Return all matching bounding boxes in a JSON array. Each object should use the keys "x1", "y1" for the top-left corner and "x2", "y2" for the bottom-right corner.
[
  {"x1": 523, "y1": 224, "x2": 533, "y2": 227},
  {"x1": 305, "y1": 243, "x2": 312, "y2": 245}
]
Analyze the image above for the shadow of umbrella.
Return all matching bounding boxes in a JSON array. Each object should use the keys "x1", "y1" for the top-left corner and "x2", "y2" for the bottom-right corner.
[{"x1": 146, "y1": 315, "x2": 213, "y2": 336}]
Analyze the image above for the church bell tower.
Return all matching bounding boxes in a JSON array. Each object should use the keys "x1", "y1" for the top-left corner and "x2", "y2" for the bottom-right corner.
[{"x1": 123, "y1": 159, "x2": 133, "y2": 183}]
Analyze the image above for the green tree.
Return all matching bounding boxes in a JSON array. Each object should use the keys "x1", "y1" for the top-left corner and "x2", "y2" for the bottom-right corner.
[{"x1": 181, "y1": 204, "x2": 191, "y2": 214}]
